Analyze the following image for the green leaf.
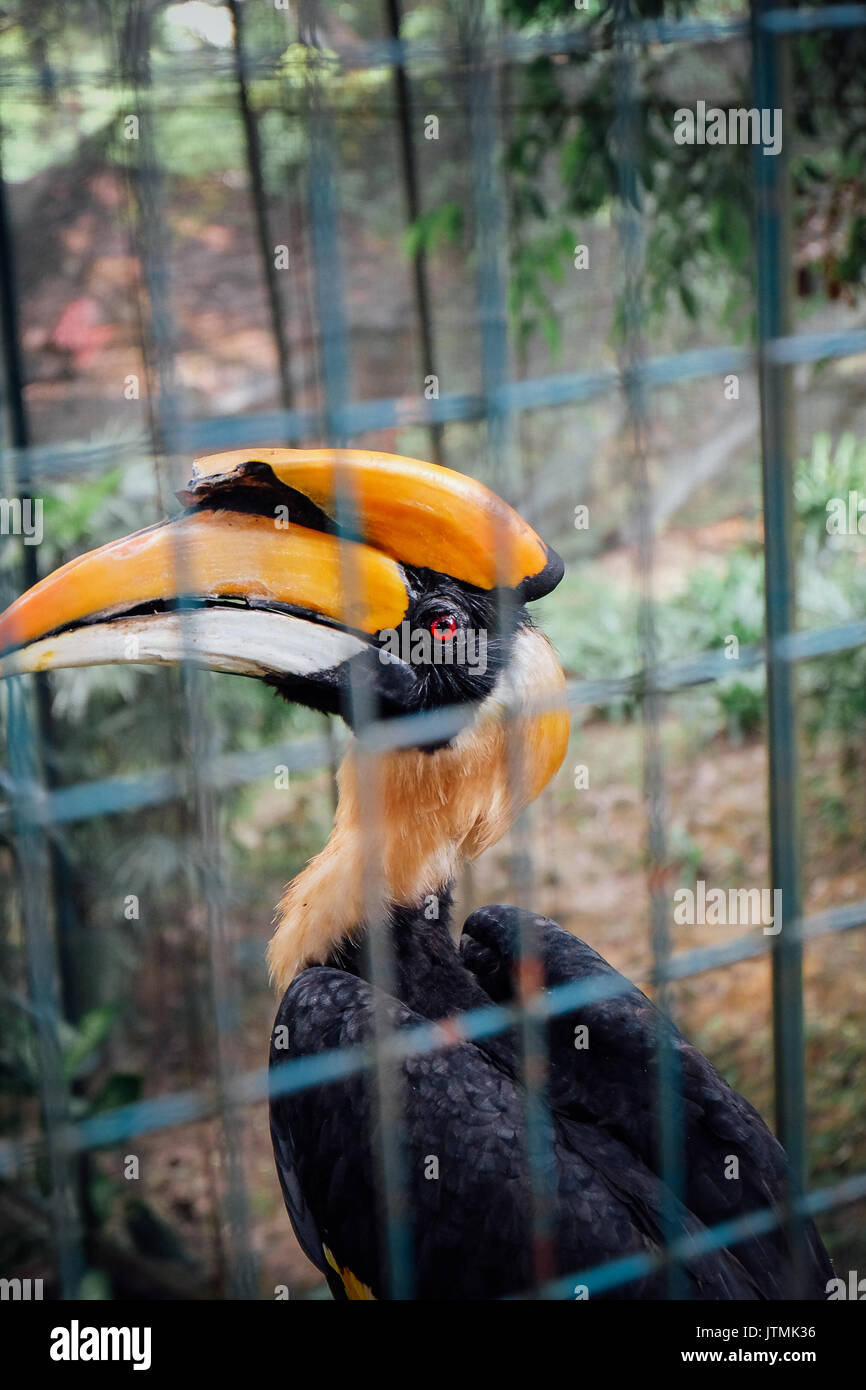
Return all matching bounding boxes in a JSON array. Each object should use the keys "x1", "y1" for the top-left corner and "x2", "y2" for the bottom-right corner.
[
  {"x1": 90, "y1": 1071, "x2": 143, "y2": 1114},
  {"x1": 88, "y1": 1168, "x2": 119, "y2": 1226},
  {"x1": 402, "y1": 202, "x2": 464, "y2": 260},
  {"x1": 77, "y1": 1269, "x2": 112, "y2": 1301},
  {"x1": 62, "y1": 1004, "x2": 118, "y2": 1081},
  {"x1": 41, "y1": 468, "x2": 124, "y2": 551}
]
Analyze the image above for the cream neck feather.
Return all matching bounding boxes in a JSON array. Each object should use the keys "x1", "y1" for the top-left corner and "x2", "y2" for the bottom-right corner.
[{"x1": 266, "y1": 627, "x2": 569, "y2": 992}]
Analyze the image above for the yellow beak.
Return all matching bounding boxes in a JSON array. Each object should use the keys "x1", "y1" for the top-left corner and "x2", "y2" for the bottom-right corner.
[
  {"x1": 183, "y1": 447, "x2": 562, "y2": 599},
  {"x1": 0, "y1": 448, "x2": 562, "y2": 701}
]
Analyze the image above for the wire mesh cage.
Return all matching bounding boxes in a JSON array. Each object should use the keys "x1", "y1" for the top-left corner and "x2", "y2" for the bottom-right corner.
[{"x1": 0, "y1": 0, "x2": 865, "y2": 1309}]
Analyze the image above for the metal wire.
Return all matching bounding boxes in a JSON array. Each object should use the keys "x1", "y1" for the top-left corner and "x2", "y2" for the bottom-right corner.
[
  {"x1": 300, "y1": 1, "x2": 414, "y2": 1298},
  {"x1": 613, "y1": 0, "x2": 686, "y2": 1299},
  {"x1": 5, "y1": 327, "x2": 866, "y2": 487},
  {"x1": 753, "y1": 0, "x2": 808, "y2": 1297},
  {"x1": 114, "y1": 4, "x2": 260, "y2": 1299},
  {"x1": 0, "y1": 0, "x2": 864, "y2": 1301}
]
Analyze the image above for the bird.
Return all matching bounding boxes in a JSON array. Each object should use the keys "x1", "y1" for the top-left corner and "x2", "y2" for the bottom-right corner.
[{"x1": 0, "y1": 446, "x2": 834, "y2": 1301}]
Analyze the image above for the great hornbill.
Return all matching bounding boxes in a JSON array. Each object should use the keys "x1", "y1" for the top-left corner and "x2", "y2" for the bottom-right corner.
[{"x1": 0, "y1": 447, "x2": 833, "y2": 1300}]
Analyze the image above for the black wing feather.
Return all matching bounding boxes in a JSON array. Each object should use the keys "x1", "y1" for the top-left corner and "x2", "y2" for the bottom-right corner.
[
  {"x1": 270, "y1": 965, "x2": 762, "y2": 1299},
  {"x1": 460, "y1": 903, "x2": 834, "y2": 1299}
]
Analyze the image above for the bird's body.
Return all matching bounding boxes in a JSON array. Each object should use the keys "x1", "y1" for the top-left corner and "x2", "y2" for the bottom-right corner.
[
  {"x1": 270, "y1": 897, "x2": 833, "y2": 1300},
  {"x1": 0, "y1": 444, "x2": 834, "y2": 1301}
]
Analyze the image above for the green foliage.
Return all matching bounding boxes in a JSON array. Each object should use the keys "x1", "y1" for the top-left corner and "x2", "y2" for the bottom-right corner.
[
  {"x1": 77, "y1": 1268, "x2": 112, "y2": 1299},
  {"x1": 668, "y1": 822, "x2": 706, "y2": 882},
  {"x1": 794, "y1": 435, "x2": 866, "y2": 769},
  {"x1": 40, "y1": 469, "x2": 125, "y2": 552},
  {"x1": 89, "y1": 1071, "x2": 143, "y2": 1114},
  {"x1": 801, "y1": 645, "x2": 866, "y2": 772},
  {"x1": 794, "y1": 432, "x2": 866, "y2": 548},
  {"x1": 676, "y1": 549, "x2": 766, "y2": 652},
  {"x1": 61, "y1": 1003, "x2": 118, "y2": 1082},
  {"x1": 403, "y1": 201, "x2": 464, "y2": 259},
  {"x1": 0, "y1": 977, "x2": 147, "y2": 1256},
  {"x1": 671, "y1": 549, "x2": 767, "y2": 742},
  {"x1": 799, "y1": 546, "x2": 866, "y2": 777},
  {"x1": 508, "y1": 226, "x2": 575, "y2": 355},
  {"x1": 713, "y1": 673, "x2": 767, "y2": 744},
  {"x1": 545, "y1": 430, "x2": 866, "y2": 745},
  {"x1": 498, "y1": 1, "x2": 866, "y2": 356},
  {"x1": 148, "y1": 101, "x2": 247, "y2": 179},
  {"x1": 536, "y1": 569, "x2": 641, "y2": 720},
  {"x1": 0, "y1": 989, "x2": 143, "y2": 1238},
  {"x1": 0, "y1": 1007, "x2": 40, "y2": 1098},
  {"x1": 671, "y1": 432, "x2": 866, "y2": 747}
]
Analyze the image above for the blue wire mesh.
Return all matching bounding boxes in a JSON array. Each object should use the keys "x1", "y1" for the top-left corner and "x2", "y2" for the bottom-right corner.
[{"x1": 0, "y1": 0, "x2": 864, "y2": 1300}]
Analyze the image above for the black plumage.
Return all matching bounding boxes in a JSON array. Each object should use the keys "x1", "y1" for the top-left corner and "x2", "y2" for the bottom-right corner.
[{"x1": 269, "y1": 899, "x2": 833, "y2": 1300}]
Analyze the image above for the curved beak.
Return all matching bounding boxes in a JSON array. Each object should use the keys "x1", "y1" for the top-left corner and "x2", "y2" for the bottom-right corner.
[
  {"x1": 183, "y1": 447, "x2": 563, "y2": 600},
  {"x1": 0, "y1": 448, "x2": 562, "y2": 722}
]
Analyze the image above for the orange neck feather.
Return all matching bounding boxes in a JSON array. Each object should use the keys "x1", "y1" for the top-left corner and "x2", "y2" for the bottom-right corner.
[{"x1": 266, "y1": 627, "x2": 569, "y2": 992}]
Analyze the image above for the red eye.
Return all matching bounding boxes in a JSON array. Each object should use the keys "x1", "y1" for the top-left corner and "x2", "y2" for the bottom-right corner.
[{"x1": 430, "y1": 614, "x2": 458, "y2": 640}]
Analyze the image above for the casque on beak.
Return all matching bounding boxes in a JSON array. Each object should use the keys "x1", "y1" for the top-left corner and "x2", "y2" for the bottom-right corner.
[{"x1": 0, "y1": 448, "x2": 563, "y2": 726}]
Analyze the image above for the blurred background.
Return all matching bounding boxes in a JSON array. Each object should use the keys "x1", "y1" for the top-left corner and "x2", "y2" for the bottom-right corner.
[{"x1": 0, "y1": 0, "x2": 864, "y2": 1299}]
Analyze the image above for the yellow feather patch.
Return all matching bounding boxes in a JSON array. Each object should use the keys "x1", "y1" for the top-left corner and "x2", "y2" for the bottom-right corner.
[{"x1": 323, "y1": 1244, "x2": 377, "y2": 1301}]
